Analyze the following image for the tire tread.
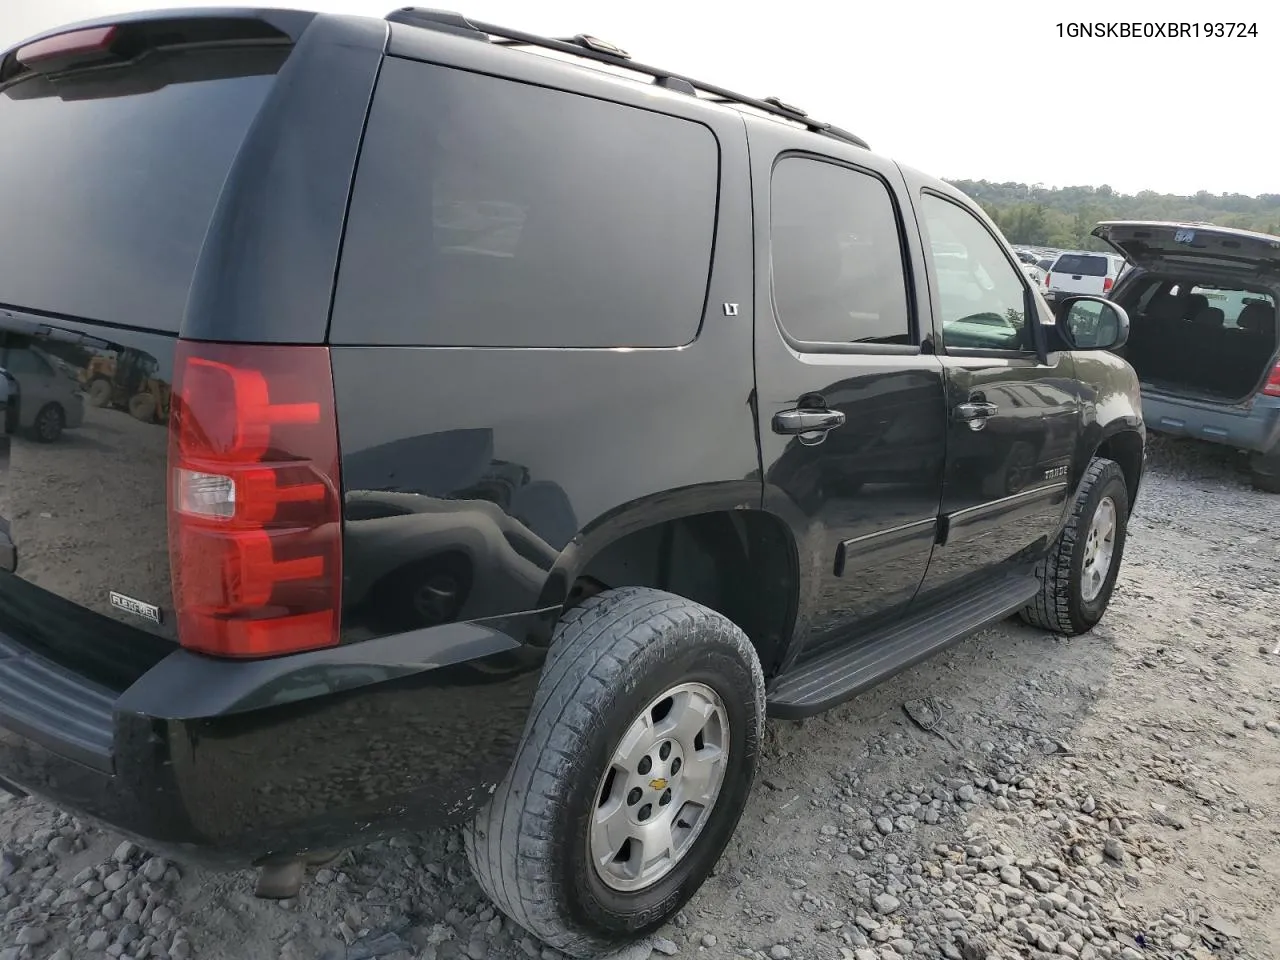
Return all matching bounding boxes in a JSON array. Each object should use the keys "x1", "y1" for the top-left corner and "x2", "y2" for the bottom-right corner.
[
  {"x1": 465, "y1": 586, "x2": 764, "y2": 957},
  {"x1": 1020, "y1": 457, "x2": 1124, "y2": 634}
]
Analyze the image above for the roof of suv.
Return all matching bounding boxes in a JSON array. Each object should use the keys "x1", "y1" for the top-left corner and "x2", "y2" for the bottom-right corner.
[
  {"x1": 381, "y1": 9, "x2": 968, "y2": 203},
  {"x1": 383, "y1": 7, "x2": 874, "y2": 151}
]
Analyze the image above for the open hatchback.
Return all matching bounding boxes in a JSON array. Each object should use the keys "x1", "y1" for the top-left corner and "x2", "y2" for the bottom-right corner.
[{"x1": 1096, "y1": 220, "x2": 1280, "y2": 491}]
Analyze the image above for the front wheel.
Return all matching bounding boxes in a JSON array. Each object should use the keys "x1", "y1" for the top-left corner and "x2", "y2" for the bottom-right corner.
[
  {"x1": 31, "y1": 403, "x2": 64, "y2": 443},
  {"x1": 465, "y1": 586, "x2": 765, "y2": 958},
  {"x1": 1020, "y1": 457, "x2": 1130, "y2": 635}
]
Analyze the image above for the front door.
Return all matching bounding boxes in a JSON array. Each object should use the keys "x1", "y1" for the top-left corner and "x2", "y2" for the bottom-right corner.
[
  {"x1": 751, "y1": 132, "x2": 947, "y2": 661},
  {"x1": 908, "y1": 187, "x2": 1079, "y2": 596}
]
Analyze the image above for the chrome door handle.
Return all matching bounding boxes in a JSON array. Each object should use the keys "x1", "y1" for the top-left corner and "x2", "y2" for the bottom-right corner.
[
  {"x1": 955, "y1": 401, "x2": 998, "y2": 419},
  {"x1": 772, "y1": 408, "x2": 846, "y2": 435},
  {"x1": 954, "y1": 401, "x2": 998, "y2": 430}
]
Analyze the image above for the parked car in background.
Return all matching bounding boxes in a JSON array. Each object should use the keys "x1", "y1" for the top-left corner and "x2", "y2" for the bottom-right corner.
[
  {"x1": 1019, "y1": 259, "x2": 1047, "y2": 287},
  {"x1": 1098, "y1": 220, "x2": 1280, "y2": 492},
  {"x1": 1044, "y1": 251, "x2": 1122, "y2": 305},
  {"x1": 0, "y1": 343, "x2": 85, "y2": 442}
]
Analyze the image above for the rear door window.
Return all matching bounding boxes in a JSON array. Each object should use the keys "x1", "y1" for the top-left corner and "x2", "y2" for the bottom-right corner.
[
  {"x1": 1052, "y1": 254, "x2": 1108, "y2": 276},
  {"x1": 330, "y1": 59, "x2": 720, "y2": 348},
  {"x1": 769, "y1": 156, "x2": 913, "y2": 346},
  {"x1": 0, "y1": 45, "x2": 286, "y2": 332}
]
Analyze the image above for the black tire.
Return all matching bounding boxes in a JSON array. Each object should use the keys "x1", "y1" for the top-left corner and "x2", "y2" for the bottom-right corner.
[
  {"x1": 1249, "y1": 452, "x2": 1280, "y2": 494},
  {"x1": 465, "y1": 586, "x2": 765, "y2": 958},
  {"x1": 1020, "y1": 457, "x2": 1129, "y2": 635},
  {"x1": 128, "y1": 393, "x2": 156, "y2": 423},
  {"x1": 31, "y1": 404, "x2": 64, "y2": 443}
]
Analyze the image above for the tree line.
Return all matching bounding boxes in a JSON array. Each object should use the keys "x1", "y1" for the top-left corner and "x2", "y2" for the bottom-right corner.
[{"x1": 948, "y1": 180, "x2": 1280, "y2": 251}]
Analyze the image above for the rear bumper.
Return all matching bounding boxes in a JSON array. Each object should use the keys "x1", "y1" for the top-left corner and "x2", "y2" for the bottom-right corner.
[
  {"x1": 0, "y1": 616, "x2": 548, "y2": 868},
  {"x1": 1142, "y1": 390, "x2": 1280, "y2": 455}
]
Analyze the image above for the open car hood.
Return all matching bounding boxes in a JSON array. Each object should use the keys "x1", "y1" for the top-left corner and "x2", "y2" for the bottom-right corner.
[{"x1": 1093, "y1": 221, "x2": 1280, "y2": 277}]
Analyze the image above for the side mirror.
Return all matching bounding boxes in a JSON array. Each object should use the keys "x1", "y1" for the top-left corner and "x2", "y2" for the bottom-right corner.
[{"x1": 1055, "y1": 295, "x2": 1130, "y2": 350}]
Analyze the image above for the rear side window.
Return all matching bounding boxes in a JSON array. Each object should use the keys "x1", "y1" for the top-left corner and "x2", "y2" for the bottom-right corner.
[
  {"x1": 0, "y1": 46, "x2": 285, "y2": 332},
  {"x1": 1052, "y1": 254, "x2": 1109, "y2": 276},
  {"x1": 330, "y1": 59, "x2": 719, "y2": 348},
  {"x1": 769, "y1": 157, "x2": 912, "y2": 346}
]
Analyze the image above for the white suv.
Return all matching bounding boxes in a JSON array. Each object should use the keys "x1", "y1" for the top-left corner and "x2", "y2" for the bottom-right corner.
[{"x1": 1044, "y1": 251, "x2": 1123, "y2": 304}]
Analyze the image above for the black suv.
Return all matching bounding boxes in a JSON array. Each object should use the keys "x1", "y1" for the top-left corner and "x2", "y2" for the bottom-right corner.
[{"x1": 0, "y1": 8, "x2": 1145, "y2": 957}]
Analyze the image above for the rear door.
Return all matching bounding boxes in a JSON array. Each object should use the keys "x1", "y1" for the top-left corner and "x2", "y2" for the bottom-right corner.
[
  {"x1": 906, "y1": 183, "x2": 1079, "y2": 597},
  {"x1": 750, "y1": 127, "x2": 947, "y2": 659}
]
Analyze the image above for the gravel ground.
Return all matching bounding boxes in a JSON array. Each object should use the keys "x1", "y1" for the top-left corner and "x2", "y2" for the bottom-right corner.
[{"x1": 2, "y1": 434, "x2": 1278, "y2": 960}]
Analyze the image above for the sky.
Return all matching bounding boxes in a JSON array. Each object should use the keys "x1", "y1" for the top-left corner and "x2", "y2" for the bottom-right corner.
[{"x1": 3, "y1": 0, "x2": 1277, "y2": 197}]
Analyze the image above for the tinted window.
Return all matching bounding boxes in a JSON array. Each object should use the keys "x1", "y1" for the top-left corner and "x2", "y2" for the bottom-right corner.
[
  {"x1": 920, "y1": 195, "x2": 1031, "y2": 351},
  {"x1": 0, "y1": 48, "x2": 284, "y2": 332},
  {"x1": 331, "y1": 59, "x2": 719, "y2": 348},
  {"x1": 1052, "y1": 254, "x2": 1109, "y2": 276},
  {"x1": 769, "y1": 158, "x2": 911, "y2": 346}
]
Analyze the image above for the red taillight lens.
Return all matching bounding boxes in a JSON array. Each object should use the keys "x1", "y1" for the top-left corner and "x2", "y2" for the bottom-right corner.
[
  {"x1": 1103, "y1": 276, "x2": 1114, "y2": 293},
  {"x1": 1263, "y1": 361, "x2": 1280, "y2": 398},
  {"x1": 167, "y1": 342, "x2": 342, "y2": 658},
  {"x1": 1045, "y1": 273, "x2": 1051, "y2": 288},
  {"x1": 16, "y1": 26, "x2": 118, "y2": 65}
]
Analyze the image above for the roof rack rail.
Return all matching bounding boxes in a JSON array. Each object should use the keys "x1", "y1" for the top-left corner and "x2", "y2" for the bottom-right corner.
[{"x1": 384, "y1": 8, "x2": 869, "y2": 150}]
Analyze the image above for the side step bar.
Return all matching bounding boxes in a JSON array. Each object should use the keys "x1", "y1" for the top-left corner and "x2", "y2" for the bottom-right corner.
[{"x1": 766, "y1": 574, "x2": 1039, "y2": 719}]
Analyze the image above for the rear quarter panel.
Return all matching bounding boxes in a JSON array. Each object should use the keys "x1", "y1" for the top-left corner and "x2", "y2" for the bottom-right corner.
[{"x1": 329, "y1": 32, "x2": 761, "y2": 647}]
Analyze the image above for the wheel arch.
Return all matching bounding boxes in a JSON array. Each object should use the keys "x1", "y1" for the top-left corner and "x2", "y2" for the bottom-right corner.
[
  {"x1": 1092, "y1": 423, "x2": 1145, "y2": 508},
  {"x1": 536, "y1": 484, "x2": 799, "y2": 678}
]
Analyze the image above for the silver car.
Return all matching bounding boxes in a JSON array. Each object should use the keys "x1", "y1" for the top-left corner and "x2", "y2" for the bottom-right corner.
[
  {"x1": 1098, "y1": 220, "x2": 1280, "y2": 492},
  {"x1": 1, "y1": 344, "x2": 86, "y2": 442}
]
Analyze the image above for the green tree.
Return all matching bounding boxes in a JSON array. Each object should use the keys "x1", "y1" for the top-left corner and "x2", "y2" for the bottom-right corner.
[{"x1": 948, "y1": 179, "x2": 1280, "y2": 243}]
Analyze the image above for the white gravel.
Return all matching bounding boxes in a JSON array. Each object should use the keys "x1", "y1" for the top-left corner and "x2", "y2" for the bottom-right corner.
[{"x1": 2, "y1": 434, "x2": 1278, "y2": 960}]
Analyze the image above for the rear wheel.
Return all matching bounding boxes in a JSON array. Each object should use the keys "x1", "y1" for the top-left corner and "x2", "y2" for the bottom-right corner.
[
  {"x1": 1021, "y1": 457, "x2": 1129, "y2": 635},
  {"x1": 465, "y1": 586, "x2": 764, "y2": 958},
  {"x1": 1248, "y1": 451, "x2": 1280, "y2": 493}
]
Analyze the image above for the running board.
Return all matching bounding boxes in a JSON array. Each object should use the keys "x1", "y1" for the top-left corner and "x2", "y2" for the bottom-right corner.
[{"x1": 766, "y1": 574, "x2": 1039, "y2": 719}]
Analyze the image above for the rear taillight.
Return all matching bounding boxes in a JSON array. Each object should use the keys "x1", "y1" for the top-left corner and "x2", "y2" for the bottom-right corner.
[
  {"x1": 1263, "y1": 361, "x2": 1280, "y2": 398},
  {"x1": 167, "y1": 342, "x2": 342, "y2": 658},
  {"x1": 1103, "y1": 277, "x2": 1114, "y2": 293},
  {"x1": 1045, "y1": 273, "x2": 1051, "y2": 288}
]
